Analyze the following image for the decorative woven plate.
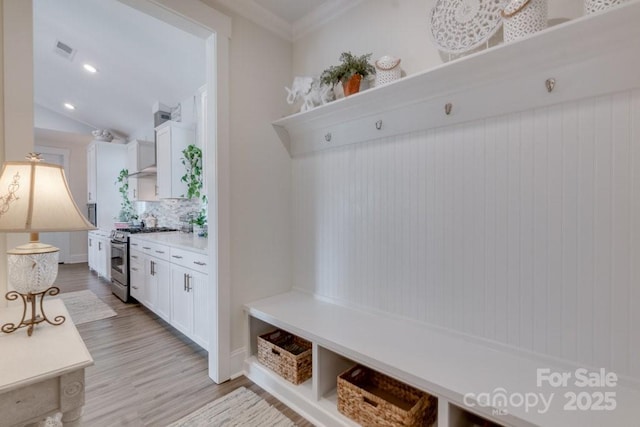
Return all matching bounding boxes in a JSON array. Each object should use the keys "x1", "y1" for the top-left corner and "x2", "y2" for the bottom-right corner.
[{"x1": 430, "y1": 0, "x2": 505, "y2": 54}]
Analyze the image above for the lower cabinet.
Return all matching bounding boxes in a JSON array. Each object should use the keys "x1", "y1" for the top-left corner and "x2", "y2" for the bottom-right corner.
[
  {"x1": 129, "y1": 249, "x2": 145, "y2": 301},
  {"x1": 88, "y1": 231, "x2": 111, "y2": 280},
  {"x1": 171, "y1": 265, "x2": 209, "y2": 349},
  {"x1": 129, "y1": 237, "x2": 208, "y2": 350},
  {"x1": 150, "y1": 257, "x2": 171, "y2": 321}
]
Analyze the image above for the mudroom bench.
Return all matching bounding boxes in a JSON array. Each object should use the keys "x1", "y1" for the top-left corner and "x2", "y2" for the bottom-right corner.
[{"x1": 244, "y1": 290, "x2": 639, "y2": 427}]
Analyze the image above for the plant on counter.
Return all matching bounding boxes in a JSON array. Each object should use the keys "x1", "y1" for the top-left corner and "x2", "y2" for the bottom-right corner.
[
  {"x1": 320, "y1": 51, "x2": 375, "y2": 96},
  {"x1": 115, "y1": 168, "x2": 138, "y2": 222},
  {"x1": 181, "y1": 144, "x2": 208, "y2": 236}
]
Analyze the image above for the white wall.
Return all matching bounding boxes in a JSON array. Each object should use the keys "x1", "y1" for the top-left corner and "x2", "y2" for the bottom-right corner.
[
  {"x1": 34, "y1": 128, "x2": 91, "y2": 263},
  {"x1": 2, "y1": 0, "x2": 34, "y2": 301},
  {"x1": 293, "y1": 0, "x2": 584, "y2": 83},
  {"x1": 202, "y1": 1, "x2": 293, "y2": 358},
  {"x1": 291, "y1": 0, "x2": 639, "y2": 381}
]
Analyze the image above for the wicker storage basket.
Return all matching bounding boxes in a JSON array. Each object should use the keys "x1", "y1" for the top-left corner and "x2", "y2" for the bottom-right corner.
[
  {"x1": 501, "y1": 0, "x2": 548, "y2": 43},
  {"x1": 338, "y1": 365, "x2": 437, "y2": 427},
  {"x1": 257, "y1": 329, "x2": 312, "y2": 385}
]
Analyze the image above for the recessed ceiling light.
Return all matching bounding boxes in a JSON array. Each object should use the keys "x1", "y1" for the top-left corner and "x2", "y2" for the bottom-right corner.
[
  {"x1": 83, "y1": 63, "x2": 98, "y2": 73},
  {"x1": 64, "y1": 103, "x2": 76, "y2": 110}
]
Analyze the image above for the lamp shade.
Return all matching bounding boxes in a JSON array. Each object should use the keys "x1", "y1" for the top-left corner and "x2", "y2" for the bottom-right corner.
[{"x1": 0, "y1": 158, "x2": 95, "y2": 232}]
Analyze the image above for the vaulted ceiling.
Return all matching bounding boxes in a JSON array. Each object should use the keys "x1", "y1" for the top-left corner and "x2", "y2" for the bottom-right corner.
[
  {"x1": 34, "y1": 0, "x2": 206, "y2": 139},
  {"x1": 33, "y1": 0, "x2": 356, "y2": 139}
]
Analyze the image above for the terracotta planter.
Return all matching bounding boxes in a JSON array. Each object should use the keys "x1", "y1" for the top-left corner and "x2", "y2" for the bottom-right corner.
[{"x1": 342, "y1": 73, "x2": 362, "y2": 96}]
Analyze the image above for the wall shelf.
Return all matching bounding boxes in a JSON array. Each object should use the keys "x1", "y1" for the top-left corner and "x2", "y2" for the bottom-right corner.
[{"x1": 272, "y1": 2, "x2": 640, "y2": 157}]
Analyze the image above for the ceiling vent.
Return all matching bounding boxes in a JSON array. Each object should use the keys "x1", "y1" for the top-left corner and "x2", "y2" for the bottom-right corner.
[{"x1": 54, "y1": 40, "x2": 76, "y2": 61}]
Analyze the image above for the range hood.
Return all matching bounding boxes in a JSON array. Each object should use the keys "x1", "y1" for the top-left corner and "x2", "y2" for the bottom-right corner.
[{"x1": 127, "y1": 165, "x2": 157, "y2": 178}]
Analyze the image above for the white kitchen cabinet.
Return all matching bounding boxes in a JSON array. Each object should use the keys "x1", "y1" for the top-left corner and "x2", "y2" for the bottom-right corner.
[
  {"x1": 130, "y1": 238, "x2": 172, "y2": 322},
  {"x1": 155, "y1": 121, "x2": 194, "y2": 199},
  {"x1": 171, "y1": 265, "x2": 193, "y2": 337},
  {"x1": 86, "y1": 141, "x2": 127, "y2": 229},
  {"x1": 87, "y1": 233, "x2": 96, "y2": 271},
  {"x1": 88, "y1": 230, "x2": 111, "y2": 280},
  {"x1": 127, "y1": 139, "x2": 158, "y2": 202},
  {"x1": 147, "y1": 256, "x2": 170, "y2": 320},
  {"x1": 130, "y1": 235, "x2": 208, "y2": 349},
  {"x1": 170, "y1": 265, "x2": 208, "y2": 349},
  {"x1": 129, "y1": 249, "x2": 144, "y2": 301},
  {"x1": 170, "y1": 247, "x2": 209, "y2": 349}
]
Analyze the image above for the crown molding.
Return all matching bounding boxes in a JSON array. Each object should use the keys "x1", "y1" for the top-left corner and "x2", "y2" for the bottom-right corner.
[
  {"x1": 214, "y1": 0, "x2": 293, "y2": 41},
  {"x1": 292, "y1": 0, "x2": 364, "y2": 41}
]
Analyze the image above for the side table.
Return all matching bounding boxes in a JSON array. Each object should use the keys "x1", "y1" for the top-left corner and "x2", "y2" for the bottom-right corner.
[{"x1": 0, "y1": 299, "x2": 94, "y2": 426}]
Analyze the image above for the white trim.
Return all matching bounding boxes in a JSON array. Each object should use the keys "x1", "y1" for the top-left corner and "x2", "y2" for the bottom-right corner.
[
  {"x1": 116, "y1": 0, "x2": 232, "y2": 384},
  {"x1": 67, "y1": 254, "x2": 88, "y2": 264},
  {"x1": 117, "y1": 0, "x2": 231, "y2": 38},
  {"x1": 215, "y1": 0, "x2": 292, "y2": 41},
  {"x1": 229, "y1": 347, "x2": 247, "y2": 379},
  {"x1": 292, "y1": 0, "x2": 364, "y2": 41}
]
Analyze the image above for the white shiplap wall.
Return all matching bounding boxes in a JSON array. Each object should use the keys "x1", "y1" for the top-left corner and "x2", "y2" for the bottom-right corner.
[{"x1": 292, "y1": 90, "x2": 640, "y2": 381}]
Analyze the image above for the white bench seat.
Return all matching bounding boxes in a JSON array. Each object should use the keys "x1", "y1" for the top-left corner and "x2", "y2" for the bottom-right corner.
[{"x1": 244, "y1": 290, "x2": 640, "y2": 427}]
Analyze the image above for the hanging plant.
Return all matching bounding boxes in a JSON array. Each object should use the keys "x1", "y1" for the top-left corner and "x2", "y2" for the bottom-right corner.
[
  {"x1": 181, "y1": 144, "x2": 207, "y2": 233},
  {"x1": 115, "y1": 169, "x2": 137, "y2": 222}
]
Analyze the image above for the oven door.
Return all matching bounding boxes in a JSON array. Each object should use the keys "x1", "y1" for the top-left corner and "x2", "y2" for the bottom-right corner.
[{"x1": 110, "y1": 240, "x2": 128, "y2": 286}]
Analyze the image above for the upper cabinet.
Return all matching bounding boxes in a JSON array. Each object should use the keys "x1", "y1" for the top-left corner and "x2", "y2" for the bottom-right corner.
[
  {"x1": 155, "y1": 121, "x2": 195, "y2": 199},
  {"x1": 127, "y1": 139, "x2": 158, "y2": 202},
  {"x1": 86, "y1": 141, "x2": 127, "y2": 229},
  {"x1": 272, "y1": 2, "x2": 640, "y2": 157},
  {"x1": 127, "y1": 139, "x2": 155, "y2": 173}
]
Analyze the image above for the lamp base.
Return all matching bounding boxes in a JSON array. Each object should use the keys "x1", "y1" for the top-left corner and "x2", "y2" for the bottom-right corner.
[{"x1": 1, "y1": 287, "x2": 66, "y2": 336}]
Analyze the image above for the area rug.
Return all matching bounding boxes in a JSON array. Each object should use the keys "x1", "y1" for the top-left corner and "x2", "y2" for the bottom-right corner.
[
  {"x1": 167, "y1": 387, "x2": 295, "y2": 427},
  {"x1": 55, "y1": 290, "x2": 117, "y2": 325}
]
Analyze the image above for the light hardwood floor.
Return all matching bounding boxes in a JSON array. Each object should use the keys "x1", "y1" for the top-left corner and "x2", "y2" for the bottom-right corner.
[{"x1": 54, "y1": 263, "x2": 313, "y2": 427}]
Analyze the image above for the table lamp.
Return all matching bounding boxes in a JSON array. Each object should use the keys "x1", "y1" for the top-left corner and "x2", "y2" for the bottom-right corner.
[{"x1": 0, "y1": 153, "x2": 96, "y2": 336}]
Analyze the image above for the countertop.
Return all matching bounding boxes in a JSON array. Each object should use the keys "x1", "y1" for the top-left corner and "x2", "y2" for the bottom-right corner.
[{"x1": 129, "y1": 231, "x2": 208, "y2": 254}]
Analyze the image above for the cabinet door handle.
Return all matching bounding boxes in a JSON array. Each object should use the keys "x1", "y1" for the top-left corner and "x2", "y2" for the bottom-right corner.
[
  {"x1": 183, "y1": 273, "x2": 187, "y2": 291},
  {"x1": 88, "y1": 191, "x2": 92, "y2": 199},
  {"x1": 98, "y1": 242, "x2": 102, "y2": 250},
  {"x1": 186, "y1": 274, "x2": 192, "y2": 292},
  {"x1": 133, "y1": 189, "x2": 137, "y2": 198},
  {"x1": 131, "y1": 267, "x2": 138, "y2": 271},
  {"x1": 193, "y1": 261, "x2": 206, "y2": 266},
  {"x1": 89, "y1": 239, "x2": 92, "y2": 247},
  {"x1": 131, "y1": 255, "x2": 138, "y2": 259},
  {"x1": 132, "y1": 286, "x2": 138, "y2": 290},
  {"x1": 172, "y1": 255, "x2": 183, "y2": 259},
  {"x1": 155, "y1": 250, "x2": 165, "y2": 254},
  {"x1": 150, "y1": 260, "x2": 155, "y2": 275},
  {"x1": 143, "y1": 246, "x2": 151, "y2": 250},
  {"x1": 155, "y1": 185, "x2": 159, "y2": 196},
  {"x1": 131, "y1": 243, "x2": 138, "y2": 247}
]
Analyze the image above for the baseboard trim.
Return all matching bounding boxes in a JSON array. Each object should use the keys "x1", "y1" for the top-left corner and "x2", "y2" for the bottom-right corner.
[
  {"x1": 65, "y1": 254, "x2": 88, "y2": 264},
  {"x1": 229, "y1": 347, "x2": 246, "y2": 379}
]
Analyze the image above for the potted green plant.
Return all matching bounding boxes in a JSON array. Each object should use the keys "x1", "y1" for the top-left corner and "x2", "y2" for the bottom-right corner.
[
  {"x1": 320, "y1": 52, "x2": 375, "y2": 96},
  {"x1": 181, "y1": 144, "x2": 208, "y2": 236},
  {"x1": 115, "y1": 169, "x2": 137, "y2": 225}
]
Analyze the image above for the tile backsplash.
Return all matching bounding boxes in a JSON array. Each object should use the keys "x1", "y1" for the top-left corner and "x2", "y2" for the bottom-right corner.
[{"x1": 135, "y1": 198, "x2": 202, "y2": 229}]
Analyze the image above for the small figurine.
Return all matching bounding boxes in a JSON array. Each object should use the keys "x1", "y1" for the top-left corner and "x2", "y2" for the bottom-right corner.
[{"x1": 285, "y1": 76, "x2": 334, "y2": 112}]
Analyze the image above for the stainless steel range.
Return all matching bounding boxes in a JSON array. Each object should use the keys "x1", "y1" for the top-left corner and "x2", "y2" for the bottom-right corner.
[{"x1": 110, "y1": 227, "x2": 177, "y2": 302}]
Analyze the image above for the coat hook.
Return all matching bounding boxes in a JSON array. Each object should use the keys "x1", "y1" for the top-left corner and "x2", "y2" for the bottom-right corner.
[
  {"x1": 375, "y1": 120, "x2": 383, "y2": 130},
  {"x1": 545, "y1": 78, "x2": 556, "y2": 93},
  {"x1": 445, "y1": 103, "x2": 453, "y2": 115},
  {"x1": 324, "y1": 132, "x2": 332, "y2": 142}
]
